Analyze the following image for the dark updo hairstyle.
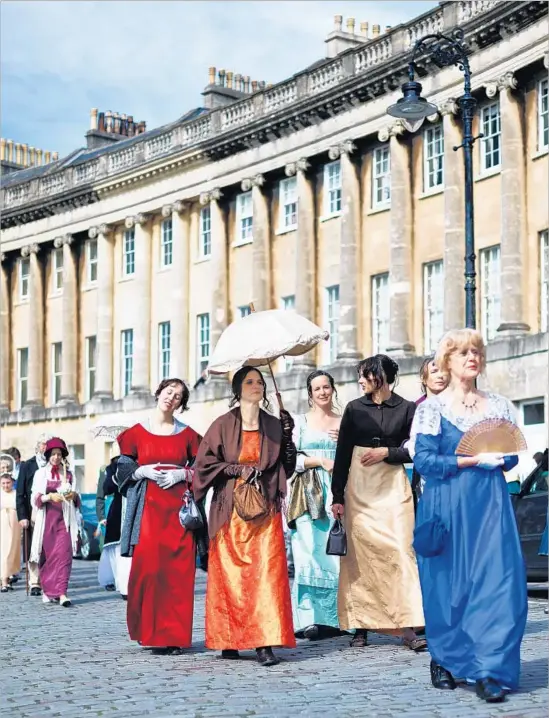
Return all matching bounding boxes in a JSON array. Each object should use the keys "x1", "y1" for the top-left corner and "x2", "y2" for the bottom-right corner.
[
  {"x1": 154, "y1": 378, "x2": 190, "y2": 412},
  {"x1": 306, "y1": 369, "x2": 338, "y2": 408},
  {"x1": 356, "y1": 354, "x2": 399, "y2": 390},
  {"x1": 229, "y1": 366, "x2": 270, "y2": 409}
]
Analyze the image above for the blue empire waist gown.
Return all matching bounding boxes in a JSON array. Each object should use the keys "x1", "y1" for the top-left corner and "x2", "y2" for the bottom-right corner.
[
  {"x1": 290, "y1": 416, "x2": 339, "y2": 631},
  {"x1": 410, "y1": 393, "x2": 528, "y2": 689}
]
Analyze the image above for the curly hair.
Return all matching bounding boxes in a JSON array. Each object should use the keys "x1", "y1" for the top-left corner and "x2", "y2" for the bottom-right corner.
[{"x1": 435, "y1": 329, "x2": 486, "y2": 376}]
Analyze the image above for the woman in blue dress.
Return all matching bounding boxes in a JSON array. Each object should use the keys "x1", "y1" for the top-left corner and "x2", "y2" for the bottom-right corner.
[
  {"x1": 290, "y1": 370, "x2": 341, "y2": 640},
  {"x1": 410, "y1": 329, "x2": 527, "y2": 704}
]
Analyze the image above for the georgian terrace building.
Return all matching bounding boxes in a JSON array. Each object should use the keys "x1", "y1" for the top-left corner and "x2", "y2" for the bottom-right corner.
[{"x1": 1, "y1": 0, "x2": 548, "y2": 491}]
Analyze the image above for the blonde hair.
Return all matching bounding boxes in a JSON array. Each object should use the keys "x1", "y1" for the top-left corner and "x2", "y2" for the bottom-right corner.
[{"x1": 435, "y1": 328, "x2": 486, "y2": 376}]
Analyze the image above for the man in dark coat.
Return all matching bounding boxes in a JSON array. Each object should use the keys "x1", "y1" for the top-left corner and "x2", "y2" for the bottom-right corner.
[{"x1": 16, "y1": 434, "x2": 51, "y2": 596}]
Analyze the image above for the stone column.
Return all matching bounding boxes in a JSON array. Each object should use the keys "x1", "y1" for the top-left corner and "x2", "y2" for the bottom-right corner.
[
  {"x1": 244, "y1": 174, "x2": 271, "y2": 312},
  {"x1": 381, "y1": 122, "x2": 415, "y2": 356},
  {"x1": 441, "y1": 99, "x2": 465, "y2": 332},
  {"x1": 334, "y1": 140, "x2": 361, "y2": 362},
  {"x1": 126, "y1": 213, "x2": 152, "y2": 395},
  {"x1": 199, "y1": 189, "x2": 227, "y2": 352},
  {"x1": 54, "y1": 234, "x2": 78, "y2": 403},
  {"x1": 286, "y1": 158, "x2": 316, "y2": 368},
  {"x1": 24, "y1": 243, "x2": 44, "y2": 406},
  {"x1": 0, "y1": 254, "x2": 9, "y2": 414},
  {"x1": 162, "y1": 201, "x2": 189, "y2": 379},
  {"x1": 487, "y1": 73, "x2": 530, "y2": 336},
  {"x1": 89, "y1": 224, "x2": 114, "y2": 399}
]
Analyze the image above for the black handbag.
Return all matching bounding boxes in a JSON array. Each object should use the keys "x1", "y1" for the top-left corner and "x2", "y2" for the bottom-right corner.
[
  {"x1": 326, "y1": 518, "x2": 347, "y2": 556},
  {"x1": 179, "y1": 489, "x2": 204, "y2": 531}
]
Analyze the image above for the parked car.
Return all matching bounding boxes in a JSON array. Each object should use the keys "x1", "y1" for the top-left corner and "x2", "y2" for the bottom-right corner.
[
  {"x1": 73, "y1": 493, "x2": 102, "y2": 560},
  {"x1": 511, "y1": 454, "x2": 548, "y2": 582}
]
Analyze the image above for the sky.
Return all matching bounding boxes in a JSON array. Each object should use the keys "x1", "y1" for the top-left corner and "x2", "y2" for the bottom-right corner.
[{"x1": 1, "y1": 0, "x2": 436, "y2": 157}]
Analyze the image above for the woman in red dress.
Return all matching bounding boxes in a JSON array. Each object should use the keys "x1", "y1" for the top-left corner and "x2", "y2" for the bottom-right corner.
[{"x1": 117, "y1": 378, "x2": 200, "y2": 655}]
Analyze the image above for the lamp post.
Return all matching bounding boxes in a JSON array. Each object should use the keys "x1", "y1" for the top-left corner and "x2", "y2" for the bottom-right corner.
[{"x1": 387, "y1": 28, "x2": 479, "y2": 329}]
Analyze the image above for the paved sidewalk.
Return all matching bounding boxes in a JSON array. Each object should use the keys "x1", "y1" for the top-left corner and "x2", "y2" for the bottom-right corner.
[{"x1": 1, "y1": 562, "x2": 547, "y2": 718}]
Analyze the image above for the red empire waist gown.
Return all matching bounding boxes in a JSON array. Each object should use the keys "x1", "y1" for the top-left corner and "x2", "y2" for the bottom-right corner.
[{"x1": 118, "y1": 422, "x2": 201, "y2": 648}]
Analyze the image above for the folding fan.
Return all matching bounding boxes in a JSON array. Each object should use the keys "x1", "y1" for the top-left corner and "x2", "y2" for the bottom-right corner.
[{"x1": 455, "y1": 419, "x2": 527, "y2": 456}]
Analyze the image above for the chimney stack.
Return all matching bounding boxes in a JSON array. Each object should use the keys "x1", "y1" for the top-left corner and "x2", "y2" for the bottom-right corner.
[
  {"x1": 346, "y1": 17, "x2": 355, "y2": 34},
  {"x1": 90, "y1": 108, "x2": 98, "y2": 130},
  {"x1": 372, "y1": 24, "x2": 380, "y2": 37},
  {"x1": 36, "y1": 148, "x2": 43, "y2": 165},
  {"x1": 360, "y1": 22, "x2": 369, "y2": 38},
  {"x1": 52, "y1": 151, "x2": 59, "y2": 161},
  {"x1": 226, "y1": 71, "x2": 234, "y2": 89},
  {"x1": 44, "y1": 150, "x2": 51, "y2": 164},
  {"x1": 334, "y1": 15, "x2": 342, "y2": 32},
  {"x1": 385, "y1": 25, "x2": 392, "y2": 33},
  {"x1": 208, "y1": 66, "x2": 216, "y2": 85}
]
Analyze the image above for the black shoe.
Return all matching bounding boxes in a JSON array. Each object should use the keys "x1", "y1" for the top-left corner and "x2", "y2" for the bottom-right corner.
[
  {"x1": 151, "y1": 646, "x2": 183, "y2": 655},
  {"x1": 8, "y1": 575, "x2": 19, "y2": 584},
  {"x1": 30, "y1": 587, "x2": 42, "y2": 597},
  {"x1": 221, "y1": 649, "x2": 240, "y2": 659},
  {"x1": 60, "y1": 597, "x2": 72, "y2": 607},
  {"x1": 121, "y1": 594, "x2": 128, "y2": 601},
  {"x1": 430, "y1": 660, "x2": 456, "y2": 690},
  {"x1": 0, "y1": 586, "x2": 8, "y2": 593},
  {"x1": 350, "y1": 630, "x2": 368, "y2": 647},
  {"x1": 105, "y1": 584, "x2": 116, "y2": 592},
  {"x1": 303, "y1": 625, "x2": 320, "y2": 640},
  {"x1": 475, "y1": 678, "x2": 506, "y2": 703},
  {"x1": 256, "y1": 647, "x2": 280, "y2": 666}
]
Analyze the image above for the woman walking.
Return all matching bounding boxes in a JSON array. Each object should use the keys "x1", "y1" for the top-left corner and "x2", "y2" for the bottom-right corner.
[
  {"x1": 410, "y1": 329, "x2": 527, "y2": 703},
  {"x1": 290, "y1": 370, "x2": 341, "y2": 640},
  {"x1": 1, "y1": 471, "x2": 21, "y2": 593},
  {"x1": 30, "y1": 438, "x2": 79, "y2": 607},
  {"x1": 116, "y1": 378, "x2": 201, "y2": 654},
  {"x1": 194, "y1": 366, "x2": 297, "y2": 666},
  {"x1": 411, "y1": 357, "x2": 449, "y2": 510},
  {"x1": 331, "y1": 355, "x2": 425, "y2": 650}
]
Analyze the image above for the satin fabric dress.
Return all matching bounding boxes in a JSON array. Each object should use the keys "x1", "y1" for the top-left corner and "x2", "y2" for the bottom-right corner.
[
  {"x1": 205, "y1": 430, "x2": 296, "y2": 650},
  {"x1": 118, "y1": 421, "x2": 200, "y2": 648},
  {"x1": 0, "y1": 489, "x2": 20, "y2": 579},
  {"x1": 410, "y1": 394, "x2": 527, "y2": 689},
  {"x1": 290, "y1": 416, "x2": 339, "y2": 631}
]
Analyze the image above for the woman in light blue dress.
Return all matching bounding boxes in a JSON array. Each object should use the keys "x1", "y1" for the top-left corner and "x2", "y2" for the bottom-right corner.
[
  {"x1": 410, "y1": 329, "x2": 527, "y2": 704},
  {"x1": 290, "y1": 370, "x2": 342, "y2": 640}
]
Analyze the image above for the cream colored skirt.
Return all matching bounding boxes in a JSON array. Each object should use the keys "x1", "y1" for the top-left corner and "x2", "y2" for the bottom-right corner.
[{"x1": 337, "y1": 447, "x2": 424, "y2": 630}]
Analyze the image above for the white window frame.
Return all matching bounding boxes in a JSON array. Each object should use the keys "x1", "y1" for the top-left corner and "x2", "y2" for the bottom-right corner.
[
  {"x1": 17, "y1": 347, "x2": 28, "y2": 409},
  {"x1": 480, "y1": 245, "x2": 501, "y2": 342},
  {"x1": 68, "y1": 445, "x2": 85, "y2": 493},
  {"x1": 199, "y1": 206, "x2": 212, "y2": 258},
  {"x1": 278, "y1": 177, "x2": 297, "y2": 231},
  {"x1": 323, "y1": 285, "x2": 340, "y2": 365},
  {"x1": 121, "y1": 329, "x2": 134, "y2": 396},
  {"x1": 235, "y1": 192, "x2": 253, "y2": 245},
  {"x1": 19, "y1": 258, "x2": 30, "y2": 301},
  {"x1": 281, "y1": 295, "x2": 296, "y2": 372},
  {"x1": 160, "y1": 218, "x2": 173, "y2": 268},
  {"x1": 158, "y1": 321, "x2": 171, "y2": 381},
  {"x1": 480, "y1": 102, "x2": 501, "y2": 172},
  {"x1": 53, "y1": 248, "x2": 63, "y2": 293},
  {"x1": 539, "y1": 79, "x2": 549, "y2": 151},
  {"x1": 85, "y1": 336, "x2": 97, "y2": 401},
  {"x1": 423, "y1": 124, "x2": 444, "y2": 191},
  {"x1": 372, "y1": 146, "x2": 391, "y2": 208},
  {"x1": 540, "y1": 229, "x2": 548, "y2": 332},
  {"x1": 323, "y1": 160, "x2": 342, "y2": 217},
  {"x1": 423, "y1": 261, "x2": 444, "y2": 354},
  {"x1": 123, "y1": 228, "x2": 136, "y2": 277},
  {"x1": 196, "y1": 313, "x2": 210, "y2": 379},
  {"x1": 372, "y1": 273, "x2": 390, "y2": 354},
  {"x1": 86, "y1": 239, "x2": 98, "y2": 284},
  {"x1": 51, "y1": 342, "x2": 62, "y2": 404}
]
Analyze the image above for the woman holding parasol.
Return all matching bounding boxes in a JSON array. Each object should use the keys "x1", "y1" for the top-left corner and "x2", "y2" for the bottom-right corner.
[{"x1": 409, "y1": 329, "x2": 527, "y2": 703}]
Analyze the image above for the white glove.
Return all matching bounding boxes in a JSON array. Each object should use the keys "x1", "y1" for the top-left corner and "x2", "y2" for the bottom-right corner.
[
  {"x1": 134, "y1": 465, "x2": 166, "y2": 481},
  {"x1": 156, "y1": 468, "x2": 191, "y2": 490},
  {"x1": 475, "y1": 453, "x2": 504, "y2": 470}
]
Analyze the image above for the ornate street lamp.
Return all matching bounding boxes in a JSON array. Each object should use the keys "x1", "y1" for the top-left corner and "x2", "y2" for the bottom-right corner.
[{"x1": 387, "y1": 29, "x2": 479, "y2": 329}]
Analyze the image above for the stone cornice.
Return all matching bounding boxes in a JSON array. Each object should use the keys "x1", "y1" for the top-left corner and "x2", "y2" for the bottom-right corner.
[
  {"x1": 0, "y1": 0, "x2": 546, "y2": 229},
  {"x1": 53, "y1": 234, "x2": 73, "y2": 248},
  {"x1": 486, "y1": 71, "x2": 519, "y2": 98}
]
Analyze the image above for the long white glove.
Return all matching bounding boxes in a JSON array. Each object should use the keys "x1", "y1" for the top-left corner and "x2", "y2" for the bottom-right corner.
[
  {"x1": 134, "y1": 464, "x2": 166, "y2": 481},
  {"x1": 475, "y1": 452, "x2": 504, "y2": 470},
  {"x1": 156, "y1": 468, "x2": 192, "y2": 490}
]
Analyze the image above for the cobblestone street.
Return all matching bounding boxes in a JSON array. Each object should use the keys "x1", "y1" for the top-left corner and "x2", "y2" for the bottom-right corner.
[{"x1": 1, "y1": 562, "x2": 547, "y2": 718}]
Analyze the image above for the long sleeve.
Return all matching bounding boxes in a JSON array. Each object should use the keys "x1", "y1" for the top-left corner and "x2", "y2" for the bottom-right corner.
[
  {"x1": 15, "y1": 461, "x2": 29, "y2": 521},
  {"x1": 410, "y1": 400, "x2": 459, "y2": 483},
  {"x1": 386, "y1": 402, "x2": 416, "y2": 464},
  {"x1": 331, "y1": 404, "x2": 355, "y2": 504},
  {"x1": 193, "y1": 433, "x2": 235, "y2": 503},
  {"x1": 281, "y1": 433, "x2": 297, "y2": 479},
  {"x1": 95, "y1": 470, "x2": 106, "y2": 522}
]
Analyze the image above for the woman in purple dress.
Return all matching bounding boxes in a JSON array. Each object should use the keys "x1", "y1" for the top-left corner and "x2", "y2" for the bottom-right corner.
[{"x1": 30, "y1": 438, "x2": 80, "y2": 607}]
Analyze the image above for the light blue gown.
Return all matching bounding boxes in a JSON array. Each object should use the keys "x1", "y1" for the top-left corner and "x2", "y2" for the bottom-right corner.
[
  {"x1": 410, "y1": 394, "x2": 528, "y2": 689},
  {"x1": 290, "y1": 415, "x2": 339, "y2": 631}
]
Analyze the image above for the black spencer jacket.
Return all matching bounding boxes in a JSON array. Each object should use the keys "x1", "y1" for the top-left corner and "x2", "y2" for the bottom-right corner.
[{"x1": 16, "y1": 456, "x2": 40, "y2": 522}]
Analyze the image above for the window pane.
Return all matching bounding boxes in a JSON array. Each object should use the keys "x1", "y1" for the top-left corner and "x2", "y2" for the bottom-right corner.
[{"x1": 524, "y1": 402, "x2": 545, "y2": 426}]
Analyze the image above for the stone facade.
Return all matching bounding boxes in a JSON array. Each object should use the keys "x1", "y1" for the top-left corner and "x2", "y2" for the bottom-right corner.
[{"x1": 1, "y1": 0, "x2": 548, "y2": 491}]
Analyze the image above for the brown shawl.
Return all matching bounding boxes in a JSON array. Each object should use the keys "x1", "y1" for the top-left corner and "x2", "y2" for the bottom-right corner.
[{"x1": 194, "y1": 407, "x2": 288, "y2": 539}]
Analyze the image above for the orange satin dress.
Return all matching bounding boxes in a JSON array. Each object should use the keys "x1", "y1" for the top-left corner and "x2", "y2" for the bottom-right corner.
[{"x1": 205, "y1": 430, "x2": 296, "y2": 650}]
